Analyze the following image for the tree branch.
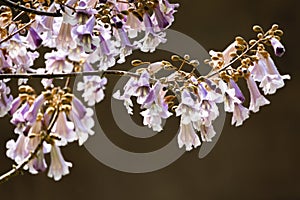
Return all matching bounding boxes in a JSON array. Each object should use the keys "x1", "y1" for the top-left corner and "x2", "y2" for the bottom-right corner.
[
  {"x1": 0, "y1": 69, "x2": 141, "y2": 79},
  {"x1": 1, "y1": 0, "x2": 62, "y2": 17}
]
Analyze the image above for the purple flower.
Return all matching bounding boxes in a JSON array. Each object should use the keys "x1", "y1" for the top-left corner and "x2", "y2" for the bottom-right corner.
[
  {"x1": 68, "y1": 107, "x2": 94, "y2": 146},
  {"x1": 73, "y1": 16, "x2": 99, "y2": 53},
  {"x1": 6, "y1": 133, "x2": 29, "y2": 164},
  {"x1": 45, "y1": 50, "x2": 74, "y2": 73},
  {"x1": 199, "y1": 124, "x2": 216, "y2": 142},
  {"x1": 51, "y1": 111, "x2": 77, "y2": 146},
  {"x1": 246, "y1": 75, "x2": 270, "y2": 113},
  {"x1": 177, "y1": 122, "x2": 201, "y2": 151},
  {"x1": 77, "y1": 75, "x2": 107, "y2": 106},
  {"x1": 259, "y1": 54, "x2": 290, "y2": 95},
  {"x1": 48, "y1": 144, "x2": 72, "y2": 181},
  {"x1": 56, "y1": 22, "x2": 77, "y2": 51},
  {"x1": 231, "y1": 103, "x2": 249, "y2": 127},
  {"x1": 0, "y1": 81, "x2": 13, "y2": 117},
  {"x1": 26, "y1": 27, "x2": 43, "y2": 50},
  {"x1": 24, "y1": 93, "x2": 45, "y2": 124},
  {"x1": 113, "y1": 70, "x2": 151, "y2": 114},
  {"x1": 270, "y1": 37, "x2": 285, "y2": 57},
  {"x1": 139, "y1": 13, "x2": 167, "y2": 53},
  {"x1": 140, "y1": 82, "x2": 172, "y2": 132}
]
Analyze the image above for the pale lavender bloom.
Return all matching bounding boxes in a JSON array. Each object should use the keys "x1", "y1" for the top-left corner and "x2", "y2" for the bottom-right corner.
[
  {"x1": 56, "y1": 22, "x2": 77, "y2": 51},
  {"x1": 153, "y1": 0, "x2": 179, "y2": 30},
  {"x1": 26, "y1": 27, "x2": 43, "y2": 50},
  {"x1": 114, "y1": 18, "x2": 137, "y2": 63},
  {"x1": 48, "y1": 144, "x2": 72, "y2": 181},
  {"x1": 229, "y1": 79, "x2": 245, "y2": 102},
  {"x1": 71, "y1": 96, "x2": 88, "y2": 119},
  {"x1": 6, "y1": 133, "x2": 29, "y2": 164},
  {"x1": 218, "y1": 80, "x2": 241, "y2": 113},
  {"x1": 199, "y1": 124, "x2": 216, "y2": 142},
  {"x1": 68, "y1": 107, "x2": 95, "y2": 146},
  {"x1": 24, "y1": 93, "x2": 45, "y2": 124},
  {"x1": 175, "y1": 90, "x2": 201, "y2": 151},
  {"x1": 27, "y1": 119, "x2": 50, "y2": 174},
  {"x1": 259, "y1": 54, "x2": 290, "y2": 95},
  {"x1": 65, "y1": 0, "x2": 97, "y2": 25},
  {"x1": 0, "y1": 81, "x2": 13, "y2": 117},
  {"x1": 175, "y1": 89, "x2": 201, "y2": 125},
  {"x1": 77, "y1": 62, "x2": 107, "y2": 106},
  {"x1": 9, "y1": 96, "x2": 22, "y2": 115},
  {"x1": 5, "y1": 36, "x2": 27, "y2": 60},
  {"x1": 270, "y1": 37, "x2": 285, "y2": 57},
  {"x1": 51, "y1": 111, "x2": 77, "y2": 146},
  {"x1": 177, "y1": 122, "x2": 201, "y2": 151},
  {"x1": 77, "y1": 75, "x2": 107, "y2": 106},
  {"x1": 228, "y1": 79, "x2": 249, "y2": 126},
  {"x1": 113, "y1": 71, "x2": 151, "y2": 114},
  {"x1": 45, "y1": 50, "x2": 74, "y2": 73},
  {"x1": 140, "y1": 82, "x2": 172, "y2": 132},
  {"x1": 231, "y1": 103, "x2": 249, "y2": 127},
  {"x1": 248, "y1": 53, "x2": 268, "y2": 82},
  {"x1": 246, "y1": 75, "x2": 270, "y2": 113},
  {"x1": 73, "y1": 16, "x2": 100, "y2": 53},
  {"x1": 139, "y1": 13, "x2": 167, "y2": 53},
  {"x1": 88, "y1": 23, "x2": 117, "y2": 71}
]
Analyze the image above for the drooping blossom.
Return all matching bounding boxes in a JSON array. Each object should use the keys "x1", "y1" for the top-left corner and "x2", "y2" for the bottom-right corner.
[
  {"x1": 140, "y1": 82, "x2": 172, "y2": 132},
  {"x1": 48, "y1": 144, "x2": 72, "y2": 181}
]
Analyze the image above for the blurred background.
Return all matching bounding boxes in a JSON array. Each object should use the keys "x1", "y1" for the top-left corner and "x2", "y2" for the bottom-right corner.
[{"x1": 0, "y1": 0, "x2": 299, "y2": 199}]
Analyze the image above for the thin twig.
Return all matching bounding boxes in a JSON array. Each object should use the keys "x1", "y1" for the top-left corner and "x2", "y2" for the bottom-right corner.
[
  {"x1": 0, "y1": 19, "x2": 36, "y2": 45},
  {"x1": 0, "y1": 97, "x2": 60, "y2": 184},
  {"x1": 0, "y1": 137, "x2": 45, "y2": 184},
  {"x1": 2, "y1": 0, "x2": 62, "y2": 17},
  {"x1": 0, "y1": 69, "x2": 140, "y2": 79}
]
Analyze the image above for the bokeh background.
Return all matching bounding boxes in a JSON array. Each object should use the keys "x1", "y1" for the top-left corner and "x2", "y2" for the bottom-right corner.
[{"x1": 0, "y1": 0, "x2": 299, "y2": 199}]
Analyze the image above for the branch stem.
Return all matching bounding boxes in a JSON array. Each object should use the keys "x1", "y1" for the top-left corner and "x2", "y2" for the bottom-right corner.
[{"x1": 2, "y1": 0, "x2": 62, "y2": 17}]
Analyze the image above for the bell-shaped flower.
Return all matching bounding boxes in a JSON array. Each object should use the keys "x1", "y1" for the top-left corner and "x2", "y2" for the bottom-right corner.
[
  {"x1": 246, "y1": 75, "x2": 270, "y2": 113},
  {"x1": 199, "y1": 124, "x2": 216, "y2": 142},
  {"x1": 177, "y1": 122, "x2": 201, "y2": 151},
  {"x1": 26, "y1": 27, "x2": 43, "y2": 50},
  {"x1": 24, "y1": 93, "x2": 45, "y2": 124},
  {"x1": 139, "y1": 12, "x2": 167, "y2": 53},
  {"x1": 231, "y1": 103, "x2": 249, "y2": 127},
  {"x1": 0, "y1": 81, "x2": 13, "y2": 117},
  {"x1": 51, "y1": 111, "x2": 77, "y2": 146},
  {"x1": 73, "y1": 16, "x2": 100, "y2": 53},
  {"x1": 77, "y1": 63, "x2": 107, "y2": 106},
  {"x1": 68, "y1": 107, "x2": 95, "y2": 146},
  {"x1": 140, "y1": 82, "x2": 172, "y2": 132},
  {"x1": 259, "y1": 53, "x2": 290, "y2": 95},
  {"x1": 48, "y1": 144, "x2": 72, "y2": 181},
  {"x1": 270, "y1": 37, "x2": 285, "y2": 57},
  {"x1": 56, "y1": 22, "x2": 77, "y2": 51},
  {"x1": 6, "y1": 133, "x2": 29, "y2": 164},
  {"x1": 45, "y1": 50, "x2": 74, "y2": 73}
]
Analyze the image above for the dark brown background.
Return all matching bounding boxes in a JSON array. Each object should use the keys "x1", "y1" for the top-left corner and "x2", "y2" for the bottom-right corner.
[{"x1": 0, "y1": 0, "x2": 299, "y2": 199}]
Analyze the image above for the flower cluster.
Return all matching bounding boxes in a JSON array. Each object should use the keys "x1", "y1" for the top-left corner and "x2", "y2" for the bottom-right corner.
[
  {"x1": 114, "y1": 24, "x2": 290, "y2": 151},
  {"x1": 0, "y1": 0, "x2": 290, "y2": 183},
  {"x1": 7, "y1": 85, "x2": 94, "y2": 180}
]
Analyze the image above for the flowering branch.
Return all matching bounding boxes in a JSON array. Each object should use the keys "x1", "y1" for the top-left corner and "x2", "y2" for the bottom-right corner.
[
  {"x1": 0, "y1": 136, "x2": 45, "y2": 184},
  {"x1": 0, "y1": 0, "x2": 290, "y2": 183},
  {"x1": 1, "y1": 0, "x2": 62, "y2": 17},
  {"x1": 0, "y1": 19, "x2": 36, "y2": 44}
]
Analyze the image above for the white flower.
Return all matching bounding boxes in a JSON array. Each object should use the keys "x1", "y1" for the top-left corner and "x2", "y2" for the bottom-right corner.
[
  {"x1": 177, "y1": 122, "x2": 201, "y2": 151},
  {"x1": 51, "y1": 111, "x2": 77, "y2": 146},
  {"x1": 246, "y1": 75, "x2": 270, "y2": 113},
  {"x1": 77, "y1": 75, "x2": 107, "y2": 106},
  {"x1": 48, "y1": 144, "x2": 72, "y2": 181}
]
